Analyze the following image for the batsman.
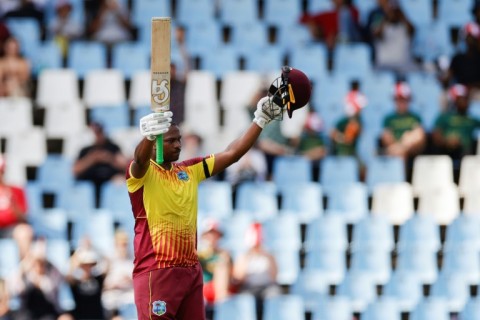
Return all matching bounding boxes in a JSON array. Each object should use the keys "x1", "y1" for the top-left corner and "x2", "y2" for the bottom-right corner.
[{"x1": 126, "y1": 19, "x2": 311, "y2": 319}]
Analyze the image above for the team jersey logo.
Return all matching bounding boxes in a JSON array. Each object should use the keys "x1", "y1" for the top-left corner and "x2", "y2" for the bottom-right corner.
[
  {"x1": 152, "y1": 300, "x2": 167, "y2": 316},
  {"x1": 177, "y1": 171, "x2": 189, "y2": 181}
]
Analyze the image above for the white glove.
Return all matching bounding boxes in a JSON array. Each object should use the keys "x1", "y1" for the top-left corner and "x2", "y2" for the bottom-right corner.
[
  {"x1": 252, "y1": 96, "x2": 283, "y2": 129},
  {"x1": 139, "y1": 111, "x2": 173, "y2": 141}
]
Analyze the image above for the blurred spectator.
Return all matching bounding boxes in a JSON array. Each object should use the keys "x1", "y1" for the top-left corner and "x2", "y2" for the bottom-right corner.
[
  {"x1": 330, "y1": 88, "x2": 366, "y2": 156},
  {"x1": 87, "y1": 0, "x2": 133, "y2": 46},
  {"x1": 0, "y1": 277, "x2": 11, "y2": 320},
  {"x1": 0, "y1": 36, "x2": 32, "y2": 97},
  {"x1": 432, "y1": 84, "x2": 480, "y2": 161},
  {"x1": 197, "y1": 219, "x2": 234, "y2": 315},
  {"x1": 48, "y1": 0, "x2": 83, "y2": 59},
  {"x1": 442, "y1": 22, "x2": 480, "y2": 99},
  {"x1": 295, "y1": 109, "x2": 326, "y2": 161},
  {"x1": 233, "y1": 222, "x2": 281, "y2": 319},
  {"x1": 102, "y1": 230, "x2": 134, "y2": 319},
  {"x1": 300, "y1": 0, "x2": 361, "y2": 49},
  {"x1": 369, "y1": 0, "x2": 416, "y2": 74},
  {"x1": 9, "y1": 239, "x2": 71, "y2": 320},
  {"x1": 225, "y1": 147, "x2": 268, "y2": 188},
  {"x1": 66, "y1": 244, "x2": 108, "y2": 320},
  {"x1": 72, "y1": 122, "x2": 128, "y2": 207},
  {"x1": 2, "y1": 0, "x2": 45, "y2": 31},
  {"x1": 380, "y1": 82, "x2": 426, "y2": 160}
]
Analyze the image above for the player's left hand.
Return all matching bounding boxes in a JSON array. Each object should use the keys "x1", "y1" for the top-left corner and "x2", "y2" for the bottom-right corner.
[
  {"x1": 139, "y1": 112, "x2": 173, "y2": 141},
  {"x1": 252, "y1": 96, "x2": 283, "y2": 129}
]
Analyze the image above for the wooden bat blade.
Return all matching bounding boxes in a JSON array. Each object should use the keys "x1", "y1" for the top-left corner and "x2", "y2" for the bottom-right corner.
[{"x1": 151, "y1": 17, "x2": 171, "y2": 112}]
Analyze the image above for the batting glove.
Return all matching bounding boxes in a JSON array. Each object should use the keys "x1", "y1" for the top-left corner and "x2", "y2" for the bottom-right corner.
[
  {"x1": 252, "y1": 96, "x2": 283, "y2": 129},
  {"x1": 139, "y1": 111, "x2": 173, "y2": 141}
]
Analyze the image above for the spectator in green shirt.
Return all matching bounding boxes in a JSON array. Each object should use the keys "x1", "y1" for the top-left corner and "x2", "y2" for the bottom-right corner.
[
  {"x1": 432, "y1": 83, "x2": 480, "y2": 160},
  {"x1": 380, "y1": 82, "x2": 426, "y2": 160},
  {"x1": 330, "y1": 89, "x2": 366, "y2": 156}
]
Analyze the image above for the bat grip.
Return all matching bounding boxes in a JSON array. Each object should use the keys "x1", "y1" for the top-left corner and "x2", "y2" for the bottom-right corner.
[{"x1": 156, "y1": 134, "x2": 164, "y2": 164}]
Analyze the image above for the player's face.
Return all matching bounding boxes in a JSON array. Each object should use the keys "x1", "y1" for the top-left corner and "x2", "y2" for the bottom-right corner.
[{"x1": 162, "y1": 126, "x2": 182, "y2": 162}]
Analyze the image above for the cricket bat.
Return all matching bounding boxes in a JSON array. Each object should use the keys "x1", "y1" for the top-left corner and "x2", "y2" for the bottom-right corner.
[{"x1": 151, "y1": 17, "x2": 171, "y2": 164}]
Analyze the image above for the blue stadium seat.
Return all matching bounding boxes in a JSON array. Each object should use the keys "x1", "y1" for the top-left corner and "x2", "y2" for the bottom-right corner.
[
  {"x1": 131, "y1": 0, "x2": 171, "y2": 26},
  {"x1": 437, "y1": 0, "x2": 474, "y2": 28},
  {"x1": 71, "y1": 209, "x2": 115, "y2": 256},
  {"x1": 57, "y1": 182, "x2": 96, "y2": 220},
  {"x1": 336, "y1": 270, "x2": 377, "y2": 313},
  {"x1": 89, "y1": 104, "x2": 130, "y2": 135},
  {"x1": 361, "y1": 297, "x2": 401, "y2": 320},
  {"x1": 264, "y1": 0, "x2": 302, "y2": 27},
  {"x1": 320, "y1": 156, "x2": 359, "y2": 192},
  {"x1": 312, "y1": 296, "x2": 353, "y2": 320},
  {"x1": 273, "y1": 248, "x2": 301, "y2": 285},
  {"x1": 413, "y1": 22, "x2": 454, "y2": 63},
  {"x1": 219, "y1": 212, "x2": 254, "y2": 258},
  {"x1": 263, "y1": 214, "x2": 302, "y2": 252},
  {"x1": 185, "y1": 21, "x2": 223, "y2": 57},
  {"x1": 230, "y1": 21, "x2": 268, "y2": 56},
  {"x1": 399, "y1": 0, "x2": 434, "y2": 26},
  {"x1": 36, "y1": 155, "x2": 74, "y2": 193},
  {"x1": 46, "y1": 239, "x2": 71, "y2": 274},
  {"x1": 67, "y1": 41, "x2": 107, "y2": 78},
  {"x1": 235, "y1": 182, "x2": 278, "y2": 221},
  {"x1": 272, "y1": 156, "x2": 312, "y2": 193},
  {"x1": 397, "y1": 214, "x2": 442, "y2": 253},
  {"x1": 444, "y1": 214, "x2": 480, "y2": 252},
  {"x1": 6, "y1": 18, "x2": 41, "y2": 60},
  {"x1": 351, "y1": 215, "x2": 395, "y2": 252},
  {"x1": 365, "y1": 156, "x2": 405, "y2": 191},
  {"x1": 29, "y1": 209, "x2": 69, "y2": 240},
  {"x1": 350, "y1": 247, "x2": 392, "y2": 284},
  {"x1": 304, "y1": 247, "x2": 346, "y2": 285},
  {"x1": 442, "y1": 247, "x2": 480, "y2": 285},
  {"x1": 332, "y1": 43, "x2": 373, "y2": 80},
  {"x1": 352, "y1": 0, "x2": 377, "y2": 24},
  {"x1": 356, "y1": 132, "x2": 380, "y2": 165},
  {"x1": 219, "y1": 0, "x2": 258, "y2": 26},
  {"x1": 431, "y1": 271, "x2": 470, "y2": 313},
  {"x1": 263, "y1": 294, "x2": 305, "y2": 320},
  {"x1": 198, "y1": 181, "x2": 234, "y2": 220},
  {"x1": 460, "y1": 297, "x2": 480, "y2": 320},
  {"x1": 32, "y1": 41, "x2": 63, "y2": 75},
  {"x1": 304, "y1": 214, "x2": 348, "y2": 251},
  {"x1": 276, "y1": 24, "x2": 312, "y2": 54},
  {"x1": 289, "y1": 44, "x2": 328, "y2": 82},
  {"x1": 176, "y1": 0, "x2": 215, "y2": 27},
  {"x1": 410, "y1": 297, "x2": 450, "y2": 320},
  {"x1": 326, "y1": 183, "x2": 369, "y2": 224},
  {"x1": 360, "y1": 103, "x2": 389, "y2": 137},
  {"x1": 118, "y1": 303, "x2": 138, "y2": 320},
  {"x1": 281, "y1": 182, "x2": 323, "y2": 223},
  {"x1": 201, "y1": 45, "x2": 239, "y2": 79},
  {"x1": 214, "y1": 293, "x2": 257, "y2": 320},
  {"x1": 100, "y1": 181, "x2": 132, "y2": 225},
  {"x1": 0, "y1": 239, "x2": 20, "y2": 278},
  {"x1": 291, "y1": 269, "x2": 330, "y2": 312},
  {"x1": 396, "y1": 246, "x2": 439, "y2": 285},
  {"x1": 111, "y1": 42, "x2": 149, "y2": 79},
  {"x1": 307, "y1": 0, "x2": 334, "y2": 13},
  {"x1": 26, "y1": 182, "x2": 43, "y2": 213},
  {"x1": 384, "y1": 270, "x2": 423, "y2": 313},
  {"x1": 243, "y1": 45, "x2": 285, "y2": 75},
  {"x1": 362, "y1": 71, "x2": 396, "y2": 107}
]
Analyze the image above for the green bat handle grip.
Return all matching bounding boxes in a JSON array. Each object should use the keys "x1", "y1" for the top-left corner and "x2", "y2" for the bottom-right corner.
[{"x1": 156, "y1": 134, "x2": 164, "y2": 164}]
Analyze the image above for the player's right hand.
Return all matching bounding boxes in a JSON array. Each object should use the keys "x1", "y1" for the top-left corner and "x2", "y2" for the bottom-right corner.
[{"x1": 139, "y1": 112, "x2": 173, "y2": 141}]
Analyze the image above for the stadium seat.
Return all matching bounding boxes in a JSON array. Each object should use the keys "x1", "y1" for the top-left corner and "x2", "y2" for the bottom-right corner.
[
  {"x1": 186, "y1": 20, "x2": 223, "y2": 57},
  {"x1": 352, "y1": 0, "x2": 377, "y2": 24},
  {"x1": 26, "y1": 182, "x2": 43, "y2": 214},
  {"x1": 213, "y1": 293, "x2": 257, "y2": 320},
  {"x1": 351, "y1": 215, "x2": 395, "y2": 252},
  {"x1": 350, "y1": 247, "x2": 392, "y2": 284},
  {"x1": 410, "y1": 297, "x2": 450, "y2": 320},
  {"x1": 417, "y1": 184, "x2": 460, "y2": 225},
  {"x1": 89, "y1": 104, "x2": 130, "y2": 134},
  {"x1": 326, "y1": 183, "x2": 369, "y2": 224},
  {"x1": 62, "y1": 128, "x2": 95, "y2": 160},
  {"x1": 365, "y1": 156, "x2": 405, "y2": 191},
  {"x1": 6, "y1": 127, "x2": 47, "y2": 166},
  {"x1": 399, "y1": 0, "x2": 434, "y2": 26},
  {"x1": 397, "y1": 214, "x2": 441, "y2": 252},
  {"x1": 263, "y1": 294, "x2": 305, "y2": 320},
  {"x1": 184, "y1": 71, "x2": 221, "y2": 136},
  {"x1": 442, "y1": 246, "x2": 480, "y2": 285},
  {"x1": 291, "y1": 269, "x2": 330, "y2": 312},
  {"x1": 361, "y1": 297, "x2": 401, "y2": 320},
  {"x1": 36, "y1": 155, "x2": 75, "y2": 193},
  {"x1": 332, "y1": 43, "x2": 373, "y2": 80},
  {"x1": 362, "y1": 71, "x2": 396, "y2": 107},
  {"x1": 219, "y1": 0, "x2": 258, "y2": 27},
  {"x1": 411, "y1": 155, "x2": 454, "y2": 195},
  {"x1": 459, "y1": 297, "x2": 480, "y2": 320},
  {"x1": 412, "y1": 21, "x2": 454, "y2": 63},
  {"x1": 29, "y1": 209, "x2": 69, "y2": 240},
  {"x1": 371, "y1": 182, "x2": 414, "y2": 225},
  {"x1": 0, "y1": 97, "x2": 33, "y2": 137},
  {"x1": 312, "y1": 296, "x2": 353, "y2": 320},
  {"x1": 396, "y1": 246, "x2": 439, "y2": 285},
  {"x1": 111, "y1": 42, "x2": 149, "y2": 79},
  {"x1": 304, "y1": 247, "x2": 346, "y2": 285},
  {"x1": 83, "y1": 69, "x2": 126, "y2": 108},
  {"x1": 307, "y1": 0, "x2": 334, "y2": 13},
  {"x1": 281, "y1": 182, "x2": 323, "y2": 223},
  {"x1": 263, "y1": 214, "x2": 302, "y2": 252},
  {"x1": 219, "y1": 212, "x2": 254, "y2": 258},
  {"x1": 304, "y1": 214, "x2": 348, "y2": 251},
  {"x1": 201, "y1": 45, "x2": 240, "y2": 79},
  {"x1": 57, "y1": 182, "x2": 96, "y2": 220},
  {"x1": 0, "y1": 239, "x2": 20, "y2": 278},
  {"x1": 198, "y1": 181, "x2": 234, "y2": 220},
  {"x1": 46, "y1": 239, "x2": 71, "y2": 275},
  {"x1": 272, "y1": 248, "x2": 301, "y2": 285},
  {"x1": 110, "y1": 128, "x2": 142, "y2": 158},
  {"x1": 219, "y1": 71, "x2": 263, "y2": 111},
  {"x1": 3, "y1": 154, "x2": 27, "y2": 187},
  {"x1": 431, "y1": 271, "x2": 470, "y2": 313},
  {"x1": 288, "y1": 44, "x2": 328, "y2": 82},
  {"x1": 100, "y1": 181, "x2": 132, "y2": 225},
  {"x1": 67, "y1": 41, "x2": 107, "y2": 78},
  {"x1": 276, "y1": 23, "x2": 312, "y2": 54},
  {"x1": 444, "y1": 214, "x2": 480, "y2": 251},
  {"x1": 356, "y1": 132, "x2": 380, "y2": 165},
  {"x1": 5, "y1": 18, "x2": 41, "y2": 60},
  {"x1": 230, "y1": 22, "x2": 268, "y2": 56},
  {"x1": 272, "y1": 156, "x2": 313, "y2": 192},
  {"x1": 336, "y1": 270, "x2": 377, "y2": 313},
  {"x1": 118, "y1": 303, "x2": 138, "y2": 320},
  {"x1": 360, "y1": 102, "x2": 391, "y2": 137},
  {"x1": 128, "y1": 70, "x2": 150, "y2": 109},
  {"x1": 176, "y1": 0, "x2": 215, "y2": 27},
  {"x1": 320, "y1": 156, "x2": 359, "y2": 192},
  {"x1": 437, "y1": 0, "x2": 474, "y2": 28},
  {"x1": 458, "y1": 155, "x2": 480, "y2": 196},
  {"x1": 243, "y1": 45, "x2": 285, "y2": 75},
  {"x1": 264, "y1": 0, "x2": 302, "y2": 27},
  {"x1": 36, "y1": 69, "x2": 80, "y2": 108},
  {"x1": 44, "y1": 101, "x2": 86, "y2": 139},
  {"x1": 131, "y1": 0, "x2": 171, "y2": 26},
  {"x1": 235, "y1": 182, "x2": 278, "y2": 221},
  {"x1": 383, "y1": 270, "x2": 423, "y2": 313},
  {"x1": 32, "y1": 41, "x2": 63, "y2": 75},
  {"x1": 408, "y1": 74, "x2": 443, "y2": 131}
]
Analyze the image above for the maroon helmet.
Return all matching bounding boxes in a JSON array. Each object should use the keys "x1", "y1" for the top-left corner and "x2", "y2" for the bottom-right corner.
[{"x1": 268, "y1": 66, "x2": 312, "y2": 119}]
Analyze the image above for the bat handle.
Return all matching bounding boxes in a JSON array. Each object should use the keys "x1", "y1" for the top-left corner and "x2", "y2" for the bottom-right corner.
[{"x1": 156, "y1": 134, "x2": 164, "y2": 164}]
